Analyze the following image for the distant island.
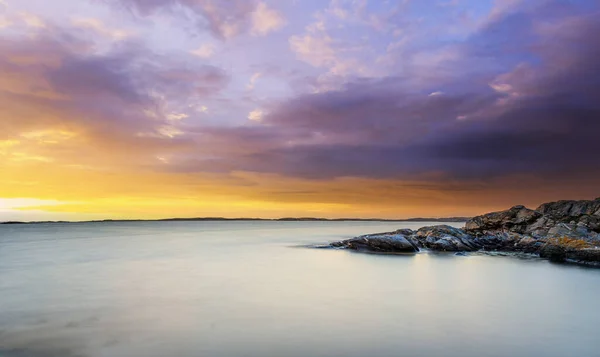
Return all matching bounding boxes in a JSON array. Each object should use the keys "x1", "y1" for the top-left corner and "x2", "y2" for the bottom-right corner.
[{"x1": 1, "y1": 217, "x2": 470, "y2": 225}]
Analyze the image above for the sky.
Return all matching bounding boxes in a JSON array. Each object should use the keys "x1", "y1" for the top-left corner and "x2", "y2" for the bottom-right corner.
[{"x1": 0, "y1": 0, "x2": 599, "y2": 221}]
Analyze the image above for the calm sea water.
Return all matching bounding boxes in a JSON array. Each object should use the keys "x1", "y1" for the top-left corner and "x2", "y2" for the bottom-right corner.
[{"x1": 1, "y1": 221, "x2": 599, "y2": 357}]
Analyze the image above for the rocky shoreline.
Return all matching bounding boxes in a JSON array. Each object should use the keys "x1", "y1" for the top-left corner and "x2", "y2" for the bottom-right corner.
[{"x1": 328, "y1": 198, "x2": 600, "y2": 266}]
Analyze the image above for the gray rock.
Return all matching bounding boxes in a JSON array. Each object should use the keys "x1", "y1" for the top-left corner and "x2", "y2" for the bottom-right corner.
[
  {"x1": 546, "y1": 223, "x2": 590, "y2": 239},
  {"x1": 579, "y1": 215, "x2": 600, "y2": 232},
  {"x1": 536, "y1": 198, "x2": 600, "y2": 219},
  {"x1": 472, "y1": 232, "x2": 526, "y2": 252},
  {"x1": 467, "y1": 198, "x2": 600, "y2": 239},
  {"x1": 465, "y1": 205, "x2": 542, "y2": 234},
  {"x1": 534, "y1": 199, "x2": 600, "y2": 234},
  {"x1": 414, "y1": 225, "x2": 477, "y2": 252},
  {"x1": 394, "y1": 228, "x2": 417, "y2": 236},
  {"x1": 335, "y1": 230, "x2": 419, "y2": 253},
  {"x1": 525, "y1": 215, "x2": 555, "y2": 236},
  {"x1": 514, "y1": 236, "x2": 541, "y2": 253},
  {"x1": 566, "y1": 249, "x2": 600, "y2": 264},
  {"x1": 539, "y1": 245, "x2": 566, "y2": 263}
]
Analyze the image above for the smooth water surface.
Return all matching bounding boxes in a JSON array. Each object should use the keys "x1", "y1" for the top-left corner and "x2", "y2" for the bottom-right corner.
[{"x1": 1, "y1": 221, "x2": 599, "y2": 357}]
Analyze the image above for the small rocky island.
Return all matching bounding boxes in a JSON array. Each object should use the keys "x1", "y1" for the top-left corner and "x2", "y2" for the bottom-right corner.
[{"x1": 329, "y1": 198, "x2": 600, "y2": 266}]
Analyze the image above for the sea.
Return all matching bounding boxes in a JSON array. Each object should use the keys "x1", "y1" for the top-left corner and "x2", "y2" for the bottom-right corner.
[{"x1": 1, "y1": 221, "x2": 599, "y2": 357}]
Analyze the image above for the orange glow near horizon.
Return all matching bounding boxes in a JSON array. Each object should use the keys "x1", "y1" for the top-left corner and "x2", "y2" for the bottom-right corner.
[{"x1": 1, "y1": 156, "x2": 598, "y2": 221}]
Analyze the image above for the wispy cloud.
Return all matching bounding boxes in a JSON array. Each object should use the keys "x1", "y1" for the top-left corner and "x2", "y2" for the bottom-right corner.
[
  {"x1": 246, "y1": 72, "x2": 262, "y2": 90},
  {"x1": 248, "y1": 108, "x2": 264, "y2": 121},
  {"x1": 251, "y1": 2, "x2": 286, "y2": 35},
  {"x1": 71, "y1": 17, "x2": 130, "y2": 40},
  {"x1": 111, "y1": 0, "x2": 285, "y2": 39},
  {"x1": 191, "y1": 43, "x2": 216, "y2": 58}
]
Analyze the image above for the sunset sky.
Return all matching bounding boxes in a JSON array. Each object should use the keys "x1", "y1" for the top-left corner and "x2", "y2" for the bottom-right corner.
[{"x1": 0, "y1": 0, "x2": 599, "y2": 221}]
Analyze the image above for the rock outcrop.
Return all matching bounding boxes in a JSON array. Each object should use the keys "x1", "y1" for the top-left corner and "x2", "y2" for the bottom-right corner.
[
  {"x1": 332, "y1": 229, "x2": 419, "y2": 253},
  {"x1": 465, "y1": 205, "x2": 542, "y2": 234},
  {"x1": 329, "y1": 198, "x2": 600, "y2": 266},
  {"x1": 413, "y1": 225, "x2": 479, "y2": 252},
  {"x1": 466, "y1": 198, "x2": 600, "y2": 242}
]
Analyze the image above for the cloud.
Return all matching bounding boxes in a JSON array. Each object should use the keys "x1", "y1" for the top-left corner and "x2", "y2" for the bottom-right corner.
[
  {"x1": 110, "y1": 0, "x2": 285, "y2": 39},
  {"x1": 289, "y1": 32, "x2": 369, "y2": 81},
  {"x1": 71, "y1": 17, "x2": 130, "y2": 40},
  {"x1": 191, "y1": 43, "x2": 216, "y2": 58},
  {"x1": 246, "y1": 72, "x2": 262, "y2": 90},
  {"x1": 0, "y1": 22, "x2": 229, "y2": 168},
  {"x1": 19, "y1": 12, "x2": 46, "y2": 28},
  {"x1": 289, "y1": 32, "x2": 337, "y2": 69},
  {"x1": 250, "y1": 1, "x2": 286, "y2": 36},
  {"x1": 0, "y1": 13, "x2": 11, "y2": 29},
  {"x1": 169, "y1": 1, "x2": 600, "y2": 187},
  {"x1": 325, "y1": 0, "x2": 409, "y2": 33},
  {"x1": 248, "y1": 109, "x2": 264, "y2": 121},
  {"x1": 288, "y1": 1, "x2": 414, "y2": 82},
  {"x1": 0, "y1": 198, "x2": 67, "y2": 211}
]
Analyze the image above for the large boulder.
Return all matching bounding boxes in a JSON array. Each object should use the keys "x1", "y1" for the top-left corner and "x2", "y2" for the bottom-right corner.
[
  {"x1": 465, "y1": 205, "x2": 542, "y2": 234},
  {"x1": 413, "y1": 225, "x2": 478, "y2": 252},
  {"x1": 535, "y1": 198, "x2": 600, "y2": 233},
  {"x1": 536, "y1": 198, "x2": 600, "y2": 219},
  {"x1": 331, "y1": 229, "x2": 419, "y2": 253}
]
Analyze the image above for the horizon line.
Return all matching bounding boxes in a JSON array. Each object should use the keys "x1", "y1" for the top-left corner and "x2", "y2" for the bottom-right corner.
[{"x1": 1, "y1": 216, "x2": 471, "y2": 225}]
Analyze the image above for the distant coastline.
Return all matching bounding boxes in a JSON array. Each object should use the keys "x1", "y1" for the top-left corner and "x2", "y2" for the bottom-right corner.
[{"x1": 0, "y1": 217, "x2": 470, "y2": 225}]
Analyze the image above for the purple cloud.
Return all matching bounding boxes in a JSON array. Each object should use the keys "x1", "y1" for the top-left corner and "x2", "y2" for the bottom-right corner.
[
  {"x1": 2, "y1": 0, "x2": 598, "y2": 190},
  {"x1": 109, "y1": 0, "x2": 285, "y2": 39},
  {"x1": 0, "y1": 23, "x2": 228, "y2": 164},
  {"x1": 169, "y1": 2, "x2": 600, "y2": 183}
]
